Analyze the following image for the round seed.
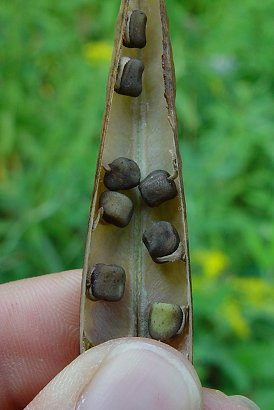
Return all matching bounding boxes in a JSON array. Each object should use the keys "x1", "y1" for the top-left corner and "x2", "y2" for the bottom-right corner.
[
  {"x1": 124, "y1": 10, "x2": 147, "y2": 49},
  {"x1": 99, "y1": 191, "x2": 134, "y2": 227},
  {"x1": 86, "y1": 263, "x2": 126, "y2": 302},
  {"x1": 104, "y1": 157, "x2": 141, "y2": 191},
  {"x1": 115, "y1": 57, "x2": 144, "y2": 97},
  {"x1": 143, "y1": 221, "x2": 180, "y2": 263},
  {"x1": 148, "y1": 303, "x2": 184, "y2": 341},
  {"x1": 138, "y1": 170, "x2": 177, "y2": 207}
]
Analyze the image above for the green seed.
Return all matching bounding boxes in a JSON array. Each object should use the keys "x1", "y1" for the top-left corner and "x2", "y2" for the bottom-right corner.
[
  {"x1": 115, "y1": 57, "x2": 144, "y2": 97},
  {"x1": 143, "y1": 221, "x2": 181, "y2": 263},
  {"x1": 86, "y1": 263, "x2": 126, "y2": 302},
  {"x1": 99, "y1": 191, "x2": 134, "y2": 227},
  {"x1": 138, "y1": 170, "x2": 177, "y2": 207},
  {"x1": 123, "y1": 10, "x2": 147, "y2": 49},
  {"x1": 104, "y1": 157, "x2": 141, "y2": 191},
  {"x1": 148, "y1": 303, "x2": 184, "y2": 341}
]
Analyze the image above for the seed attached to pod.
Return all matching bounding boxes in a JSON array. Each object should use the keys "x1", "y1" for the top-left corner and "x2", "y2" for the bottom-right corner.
[
  {"x1": 143, "y1": 221, "x2": 182, "y2": 263},
  {"x1": 104, "y1": 157, "x2": 141, "y2": 191},
  {"x1": 123, "y1": 10, "x2": 147, "y2": 49},
  {"x1": 86, "y1": 263, "x2": 126, "y2": 302},
  {"x1": 139, "y1": 170, "x2": 177, "y2": 207},
  {"x1": 148, "y1": 303, "x2": 184, "y2": 341},
  {"x1": 99, "y1": 191, "x2": 134, "y2": 227},
  {"x1": 115, "y1": 57, "x2": 144, "y2": 97}
]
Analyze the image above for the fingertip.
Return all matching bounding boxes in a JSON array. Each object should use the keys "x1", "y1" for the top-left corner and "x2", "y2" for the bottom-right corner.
[
  {"x1": 0, "y1": 269, "x2": 82, "y2": 409},
  {"x1": 229, "y1": 395, "x2": 260, "y2": 409},
  {"x1": 203, "y1": 388, "x2": 260, "y2": 410},
  {"x1": 27, "y1": 338, "x2": 203, "y2": 410}
]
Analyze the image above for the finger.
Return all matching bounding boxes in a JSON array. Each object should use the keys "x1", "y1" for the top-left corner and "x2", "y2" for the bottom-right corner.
[
  {"x1": 25, "y1": 338, "x2": 203, "y2": 410},
  {"x1": 229, "y1": 395, "x2": 260, "y2": 409},
  {"x1": 0, "y1": 270, "x2": 81, "y2": 410},
  {"x1": 203, "y1": 388, "x2": 260, "y2": 409}
]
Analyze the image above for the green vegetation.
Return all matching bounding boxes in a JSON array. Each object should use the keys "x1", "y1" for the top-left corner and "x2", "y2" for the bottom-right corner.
[{"x1": 0, "y1": 0, "x2": 273, "y2": 407}]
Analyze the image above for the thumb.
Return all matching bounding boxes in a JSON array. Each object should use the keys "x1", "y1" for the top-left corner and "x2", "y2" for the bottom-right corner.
[{"x1": 26, "y1": 338, "x2": 202, "y2": 410}]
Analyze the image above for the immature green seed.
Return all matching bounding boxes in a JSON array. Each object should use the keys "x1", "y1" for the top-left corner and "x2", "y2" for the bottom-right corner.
[
  {"x1": 123, "y1": 10, "x2": 147, "y2": 49},
  {"x1": 99, "y1": 191, "x2": 134, "y2": 227},
  {"x1": 82, "y1": 336, "x2": 93, "y2": 351},
  {"x1": 115, "y1": 57, "x2": 144, "y2": 97},
  {"x1": 104, "y1": 157, "x2": 141, "y2": 191},
  {"x1": 143, "y1": 221, "x2": 181, "y2": 263},
  {"x1": 138, "y1": 170, "x2": 177, "y2": 207},
  {"x1": 86, "y1": 263, "x2": 126, "y2": 302},
  {"x1": 148, "y1": 303, "x2": 184, "y2": 341}
]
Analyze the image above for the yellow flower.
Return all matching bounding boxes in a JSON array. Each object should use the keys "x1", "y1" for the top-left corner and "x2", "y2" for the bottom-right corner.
[
  {"x1": 222, "y1": 300, "x2": 250, "y2": 339},
  {"x1": 232, "y1": 277, "x2": 274, "y2": 312},
  {"x1": 83, "y1": 41, "x2": 113, "y2": 64},
  {"x1": 194, "y1": 250, "x2": 229, "y2": 279}
]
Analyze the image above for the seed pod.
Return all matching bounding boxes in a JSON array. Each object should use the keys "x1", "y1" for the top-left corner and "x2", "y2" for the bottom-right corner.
[
  {"x1": 148, "y1": 303, "x2": 184, "y2": 341},
  {"x1": 80, "y1": 0, "x2": 193, "y2": 360},
  {"x1": 115, "y1": 57, "x2": 144, "y2": 97},
  {"x1": 123, "y1": 10, "x2": 147, "y2": 48},
  {"x1": 139, "y1": 170, "x2": 177, "y2": 207},
  {"x1": 104, "y1": 157, "x2": 141, "y2": 191},
  {"x1": 86, "y1": 264, "x2": 126, "y2": 302},
  {"x1": 143, "y1": 221, "x2": 183, "y2": 263},
  {"x1": 99, "y1": 191, "x2": 134, "y2": 227}
]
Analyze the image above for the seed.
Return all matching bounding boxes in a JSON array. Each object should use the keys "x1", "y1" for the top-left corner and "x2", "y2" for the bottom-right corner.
[
  {"x1": 99, "y1": 191, "x2": 134, "y2": 227},
  {"x1": 115, "y1": 57, "x2": 144, "y2": 97},
  {"x1": 86, "y1": 263, "x2": 126, "y2": 302},
  {"x1": 104, "y1": 157, "x2": 141, "y2": 191},
  {"x1": 148, "y1": 303, "x2": 184, "y2": 341},
  {"x1": 155, "y1": 242, "x2": 185, "y2": 263},
  {"x1": 143, "y1": 221, "x2": 182, "y2": 263},
  {"x1": 123, "y1": 10, "x2": 147, "y2": 49},
  {"x1": 138, "y1": 170, "x2": 177, "y2": 207}
]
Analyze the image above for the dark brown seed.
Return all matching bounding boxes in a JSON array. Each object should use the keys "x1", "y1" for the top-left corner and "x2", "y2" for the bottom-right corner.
[
  {"x1": 148, "y1": 303, "x2": 184, "y2": 341},
  {"x1": 86, "y1": 263, "x2": 126, "y2": 302},
  {"x1": 115, "y1": 57, "x2": 144, "y2": 97},
  {"x1": 104, "y1": 157, "x2": 141, "y2": 191},
  {"x1": 99, "y1": 191, "x2": 134, "y2": 227},
  {"x1": 138, "y1": 170, "x2": 177, "y2": 207},
  {"x1": 143, "y1": 221, "x2": 180, "y2": 263},
  {"x1": 123, "y1": 10, "x2": 147, "y2": 49}
]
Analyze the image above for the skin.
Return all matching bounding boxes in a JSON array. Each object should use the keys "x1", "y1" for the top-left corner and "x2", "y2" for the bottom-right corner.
[{"x1": 0, "y1": 270, "x2": 258, "y2": 410}]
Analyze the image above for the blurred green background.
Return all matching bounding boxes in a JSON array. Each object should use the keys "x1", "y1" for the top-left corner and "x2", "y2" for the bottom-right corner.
[{"x1": 0, "y1": 0, "x2": 273, "y2": 407}]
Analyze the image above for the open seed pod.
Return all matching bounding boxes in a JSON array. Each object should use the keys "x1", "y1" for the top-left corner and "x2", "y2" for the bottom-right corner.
[{"x1": 80, "y1": 0, "x2": 193, "y2": 360}]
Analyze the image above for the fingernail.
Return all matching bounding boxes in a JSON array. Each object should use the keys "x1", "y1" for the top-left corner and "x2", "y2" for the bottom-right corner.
[
  {"x1": 76, "y1": 341, "x2": 202, "y2": 410},
  {"x1": 229, "y1": 395, "x2": 260, "y2": 410}
]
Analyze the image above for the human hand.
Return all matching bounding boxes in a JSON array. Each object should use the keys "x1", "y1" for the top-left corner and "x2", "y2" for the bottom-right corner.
[{"x1": 0, "y1": 270, "x2": 259, "y2": 409}]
